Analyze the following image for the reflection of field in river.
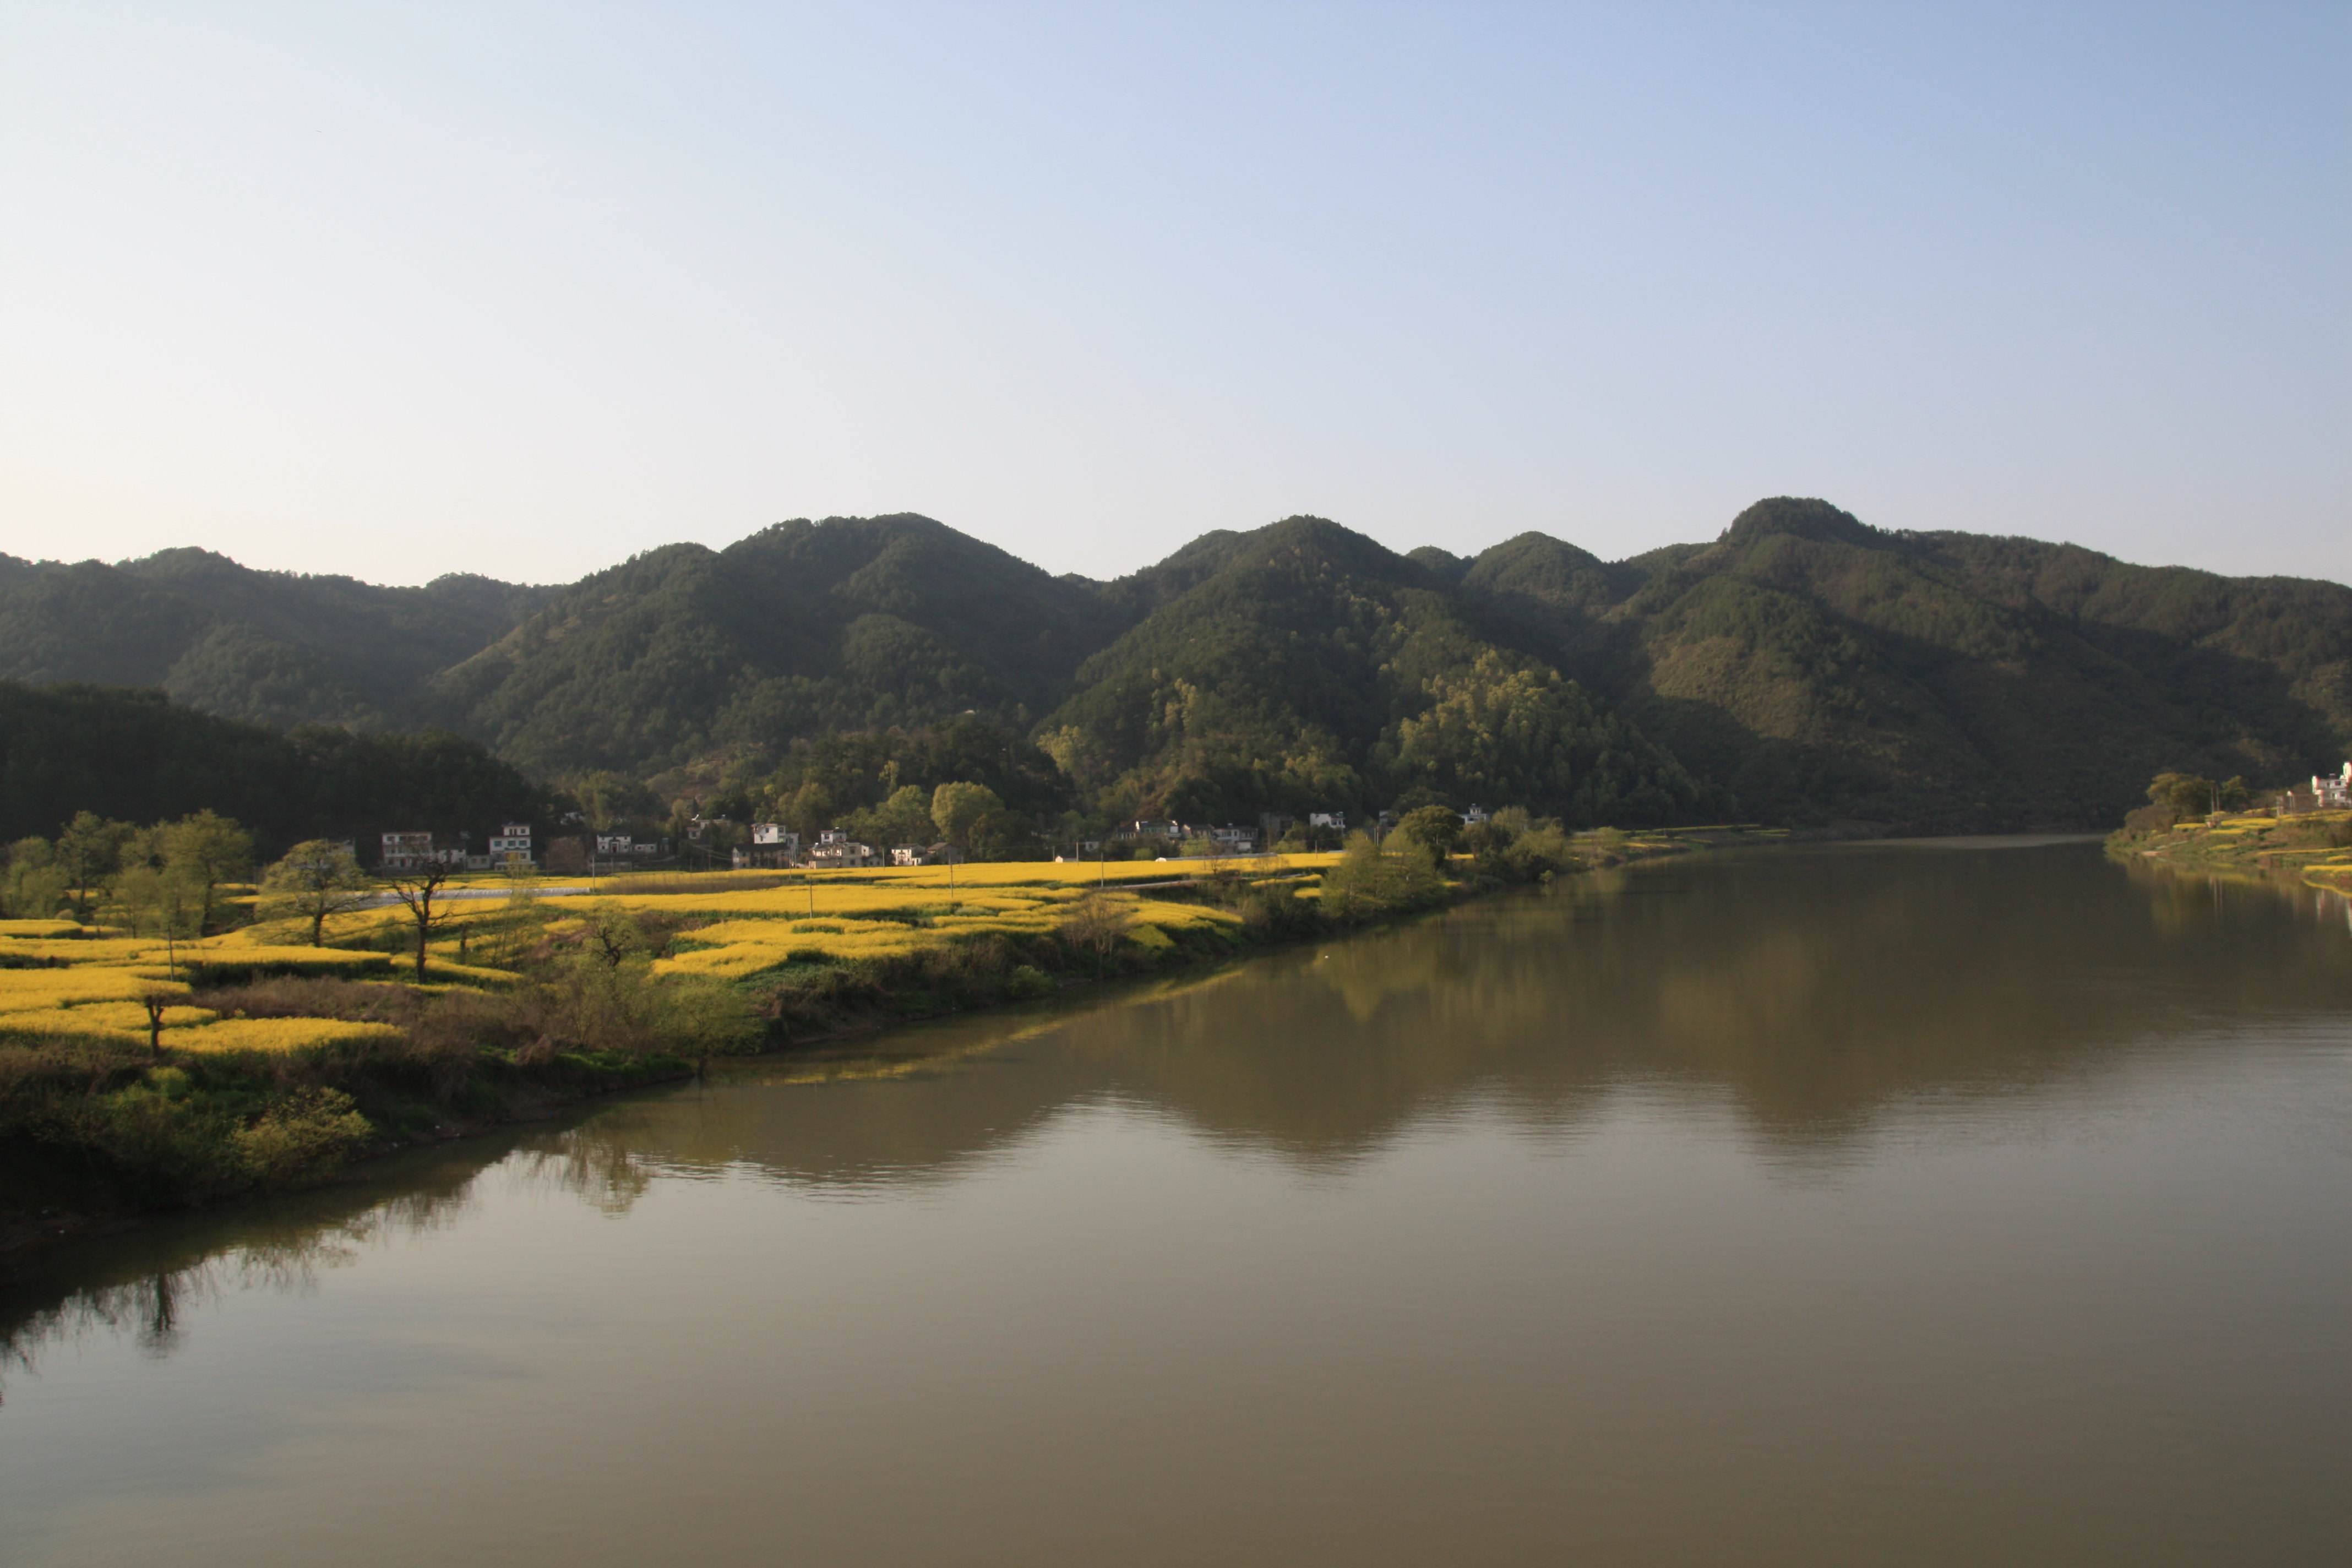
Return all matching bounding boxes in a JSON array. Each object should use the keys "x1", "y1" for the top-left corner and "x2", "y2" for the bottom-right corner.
[{"x1": 6, "y1": 840, "x2": 2349, "y2": 1568}]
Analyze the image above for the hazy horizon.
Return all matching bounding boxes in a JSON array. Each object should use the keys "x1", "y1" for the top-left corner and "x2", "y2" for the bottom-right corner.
[
  {"x1": 4, "y1": 3, "x2": 2345, "y2": 586},
  {"x1": 13, "y1": 497, "x2": 2352, "y2": 595}
]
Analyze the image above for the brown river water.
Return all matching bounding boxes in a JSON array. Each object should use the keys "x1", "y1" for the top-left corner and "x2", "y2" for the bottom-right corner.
[{"x1": 3, "y1": 839, "x2": 2348, "y2": 1566}]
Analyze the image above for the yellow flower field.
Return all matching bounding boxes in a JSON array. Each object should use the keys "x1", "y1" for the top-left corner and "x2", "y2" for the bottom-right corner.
[{"x1": 0, "y1": 852, "x2": 1332, "y2": 1049}]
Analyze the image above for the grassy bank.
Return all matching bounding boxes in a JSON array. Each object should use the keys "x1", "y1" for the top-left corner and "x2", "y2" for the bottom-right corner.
[
  {"x1": 3, "y1": 826, "x2": 1744, "y2": 1251},
  {"x1": 2106, "y1": 806, "x2": 2352, "y2": 894}
]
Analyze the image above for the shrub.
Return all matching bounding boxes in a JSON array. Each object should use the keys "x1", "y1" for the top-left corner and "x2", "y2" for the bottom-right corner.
[
  {"x1": 1506, "y1": 820, "x2": 1578, "y2": 875},
  {"x1": 1057, "y1": 894, "x2": 1133, "y2": 968},
  {"x1": 1319, "y1": 832, "x2": 1446, "y2": 920},
  {"x1": 231, "y1": 1086, "x2": 372, "y2": 1185},
  {"x1": 405, "y1": 989, "x2": 514, "y2": 1102},
  {"x1": 192, "y1": 976, "x2": 421, "y2": 1026},
  {"x1": 1393, "y1": 805, "x2": 1463, "y2": 860}
]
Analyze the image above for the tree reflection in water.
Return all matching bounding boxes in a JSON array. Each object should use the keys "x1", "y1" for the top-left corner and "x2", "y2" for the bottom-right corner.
[
  {"x1": 1, "y1": 1153, "x2": 489, "y2": 1400},
  {"x1": 10, "y1": 841, "x2": 2351, "y2": 1385}
]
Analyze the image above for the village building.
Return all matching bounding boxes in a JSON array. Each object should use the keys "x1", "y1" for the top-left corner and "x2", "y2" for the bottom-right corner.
[
  {"x1": 891, "y1": 843, "x2": 966, "y2": 867},
  {"x1": 489, "y1": 823, "x2": 533, "y2": 864},
  {"x1": 1308, "y1": 810, "x2": 1346, "y2": 831},
  {"x1": 733, "y1": 823, "x2": 802, "y2": 869},
  {"x1": 808, "y1": 829, "x2": 880, "y2": 869},
  {"x1": 379, "y1": 830, "x2": 436, "y2": 871}
]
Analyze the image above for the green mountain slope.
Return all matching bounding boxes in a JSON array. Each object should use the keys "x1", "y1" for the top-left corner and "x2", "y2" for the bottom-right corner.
[
  {"x1": 429, "y1": 514, "x2": 1132, "y2": 776},
  {"x1": 0, "y1": 548, "x2": 547, "y2": 729},
  {"x1": 0, "y1": 683, "x2": 551, "y2": 851},
  {"x1": 1038, "y1": 517, "x2": 1704, "y2": 825},
  {"x1": 8, "y1": 502, "x2": 2349, "y2": 833},
  {"x1": 1457, "y1": 498, "x2": 2352, "y2": 829}
]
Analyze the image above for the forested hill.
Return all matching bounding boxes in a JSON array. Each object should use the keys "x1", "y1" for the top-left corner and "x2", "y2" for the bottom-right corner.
[
  {"x1": 426, "y1": 514, "x2": 1129, "y2": 776},
  {"x1": 0, "y1": 547, "x2": 548, "y2": 731},
  {"x1": 8, "y1": 500, "x2": 2350, "y2": 832},
  {"x1": 1463, "y1": 498, "x2": 2352, "y2": 831},
  {"x1": 0, "y1": 684, "x2": 551, "y2": 850}
]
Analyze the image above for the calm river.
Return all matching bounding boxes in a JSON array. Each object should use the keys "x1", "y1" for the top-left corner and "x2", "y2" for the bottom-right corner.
[{"x1": 4, "y1": 840, "x2": 2349, "y2": 1565}]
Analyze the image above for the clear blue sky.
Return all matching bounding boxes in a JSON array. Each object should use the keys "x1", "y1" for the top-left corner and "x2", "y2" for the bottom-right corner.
[{"x1": 3, "y1": 2, "x2": 2345, "y2": 585}]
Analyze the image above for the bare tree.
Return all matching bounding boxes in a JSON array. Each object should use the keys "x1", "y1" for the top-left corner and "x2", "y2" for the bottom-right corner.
[
  {"x1": 137, "y1": 987, "x2": 176, "y2": 1057},
  {"x1": 383, "y1": 863, "x2": 456, "y2": 981},
  {"x1": 1057, "y1": 892, "x2": 1132, "y2": 981}
]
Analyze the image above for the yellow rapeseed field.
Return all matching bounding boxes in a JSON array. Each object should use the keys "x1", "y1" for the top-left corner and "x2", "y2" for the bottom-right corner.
[{"x1": 1, "y1": 852, "x2": 1329, "y2": 1049}]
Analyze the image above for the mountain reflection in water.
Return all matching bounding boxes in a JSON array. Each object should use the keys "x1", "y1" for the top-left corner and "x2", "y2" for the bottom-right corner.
[
  {"x1": 10, "y1": 841, "x2": 2351, "y2": 1360},
  {"x1": 3, "y1": 840, "x2": 2348, "y2": 1568}
]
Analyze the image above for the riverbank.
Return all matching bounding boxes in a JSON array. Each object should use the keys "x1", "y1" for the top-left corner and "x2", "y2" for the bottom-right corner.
[
  {"x1": 2105, "y1": 805, "x2": 2352, "y2": 892},
  {"x1": 2, "y1": 826, "x2": 1764, "y2": 1255}
]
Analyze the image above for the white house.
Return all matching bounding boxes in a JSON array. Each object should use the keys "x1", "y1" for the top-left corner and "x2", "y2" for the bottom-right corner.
[
  {"x1": 379, "y1": 831, "x2": 435, "y2": 870},
  {"x1": 1308, "y1": 811, "x2": 1346, "y2": 831},
  {"x1": 2316, "y1": 764, "x2": 2352, "y2": 809},
  {"x1": 808, "y1": 834, "x2": 879, "y2": 869},
  {"x1": 489, "y1": 823, "x2": 533, "y2": 863},
  {"x1": 1210, "y1": 824, "x2": 1259, "y2": 853},
  {"x1": 732, "y1": 824, "x2": 801, "y2": 869}
]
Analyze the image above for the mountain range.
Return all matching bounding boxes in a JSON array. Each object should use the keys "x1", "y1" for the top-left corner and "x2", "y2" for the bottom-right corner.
[{"x1": 8, "y1": 498, "x2": 2349, "y2": 832}]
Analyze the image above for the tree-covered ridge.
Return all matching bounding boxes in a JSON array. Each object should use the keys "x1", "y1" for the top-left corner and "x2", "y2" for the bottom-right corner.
[
  {"x1": 1037, "y1": 517, "x2": 1701, "y2": 825},
  {"x1": 428, "y1": 514, "x2": 1134, "y2": 776},
  {"x1": 8, "y1": 500, "x2": 2352, "y2": 833},
  {"x1": 1510, "y1": 498, "x2": 2352, "y2": 829},
  {"x1": 0, "y1": 683, "x2": 552, "y2": 851},
  {"x1": 0, "y1": 547, "x2": 548, "y2": 731}
]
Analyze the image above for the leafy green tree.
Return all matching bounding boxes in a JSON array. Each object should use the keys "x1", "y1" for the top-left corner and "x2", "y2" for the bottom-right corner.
[
  {"x1": 572, "y1": 770, "x2": 664, "y2": 831},
  {"x1": 775, "y1": 780, "x2": 835, "y2": 841},
  {"x1": 931, "y1": 781, "x2": 1004, "y2": 854},
  {"x1": 1, "y1": 836, "x2": 68, "y2": 918},
  {"x1": 1318, "y1": 830, "x2": 1446, "y2": 920},
  {"x1": 259, "y1": 839, "x2": 372, "y2": 946},
  {"x1": 159, "y1": 809, "x2": 254, "y2": 934},
  {"x1": 57, "y1": 811, "x2": 135, "y2": 923},
  {"x1": 114, "y1": 858, "x2": 204, "y2": 974},
  {"x1": 2147, "y1": 772, "x2": 2220, "y2": 819},
  {"x1": 1393, "y1": 804, "x2": 1463, "y2": 861},
  {"x1": 845, "y1": 784, "x2": 938, "y2": 848}
]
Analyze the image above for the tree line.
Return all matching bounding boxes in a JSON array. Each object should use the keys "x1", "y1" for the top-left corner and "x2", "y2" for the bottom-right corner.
[
  {"x1": 2, "y1": 809, "x2": 391, "y2": 950},
  {"x1": 0, "y1": 682, "x2": 552, "y2": 852}
]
